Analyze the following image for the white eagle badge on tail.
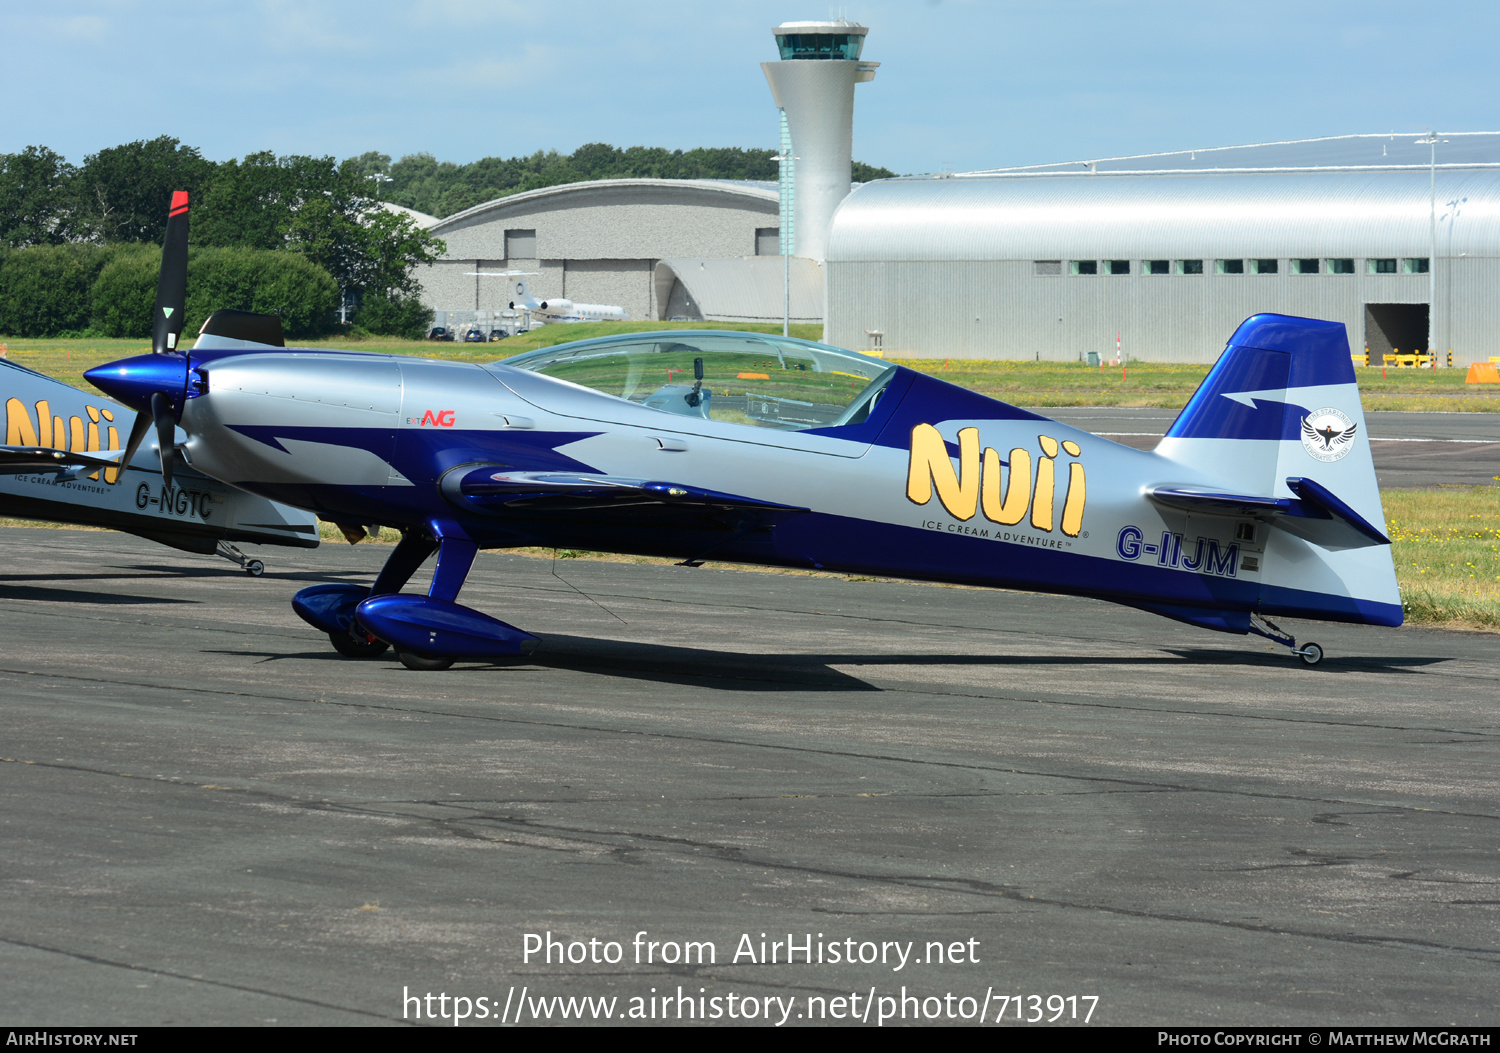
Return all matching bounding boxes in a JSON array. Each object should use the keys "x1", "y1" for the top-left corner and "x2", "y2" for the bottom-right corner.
[{"x1": 1301, "y1": 407, "x2": 1358, "y2": 462}]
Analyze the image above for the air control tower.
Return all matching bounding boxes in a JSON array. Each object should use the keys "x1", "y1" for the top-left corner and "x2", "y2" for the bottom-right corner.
[{"x1": 763, "y1": 20, "x2": 878, "y2": 263}]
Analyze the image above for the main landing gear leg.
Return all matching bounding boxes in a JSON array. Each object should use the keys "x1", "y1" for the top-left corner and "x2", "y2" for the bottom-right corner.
[
  {"x1": 353, "y1": 521, "x2": 536, "y2": 672},
  {"x1": 1249, "y1": 614, "x2": 1324, "y2": 667},
  {"x1": 391, "y1": 531, "x2": 478, "y2": 671},
  {"x1": 304, "y1": 530, "x2": 439, "y2": 658},
  {"x1": 338, "y1": 530, "x2": 441, "y2": 660}
]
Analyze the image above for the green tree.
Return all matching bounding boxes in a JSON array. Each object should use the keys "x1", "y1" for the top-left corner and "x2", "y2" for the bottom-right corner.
[
  {"x1": 89, "y1": 244, "x2": 160, "y2": 337},
  {"x1": 378, "y1": 143, "x2": 887, "y2": 218},
  {"x1": 0, "y1": 146, "x2": 77, "y2": 247},
  {"x1": 200, "y1": 152, "x2": 443, "y2": 303},
  {"x1": 0, "y1": 244, "x2": 111, "y2": 335},
  {"x1": 851, "y1": 160, "x2": 896, "y2": 182},
  {"x1": 355, "y1": 292, "x2": 432, "y2": 339},
  {"x1": 89, "y1": 244, "x2": 341, "y2": 339},
  {"x1": 74, "y1": 137, "x2": 216, "y2": 244}
]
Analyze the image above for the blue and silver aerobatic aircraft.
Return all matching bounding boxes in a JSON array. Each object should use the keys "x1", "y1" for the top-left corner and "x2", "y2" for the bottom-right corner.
[
  {"x1": 0, "y1": 197, "x2": 317, "y2": 571},
  {"x1": 86, "y1": 193, "x2": 1400, "y2": 669}
]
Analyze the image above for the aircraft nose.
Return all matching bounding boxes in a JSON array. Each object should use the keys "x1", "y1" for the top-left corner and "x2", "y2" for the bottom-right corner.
[{"x1": 85, "y1": 353, "x2": 190, "y2": 416}]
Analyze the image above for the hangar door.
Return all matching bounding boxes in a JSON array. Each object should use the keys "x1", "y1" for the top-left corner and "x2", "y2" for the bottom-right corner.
[{"x1": 1364, "y1": 303, "x2": 1429, "y2": 359}]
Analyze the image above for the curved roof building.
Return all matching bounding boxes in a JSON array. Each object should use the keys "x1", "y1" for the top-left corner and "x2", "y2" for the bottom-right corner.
[
  {"x1": 415, "y1": 179, "x2": 781, "y2": 324},
  {"x1": 825, "y1": 155, "x2": 1500, "y2": 364}
]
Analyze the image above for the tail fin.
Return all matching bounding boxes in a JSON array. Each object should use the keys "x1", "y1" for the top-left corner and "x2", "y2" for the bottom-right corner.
[
  {"x1": 1154, "y1": 314, "x2": 1400, "y2": 626},
  {"x1": 510, "y1": 279, "x2": 540, "y2": 310}
]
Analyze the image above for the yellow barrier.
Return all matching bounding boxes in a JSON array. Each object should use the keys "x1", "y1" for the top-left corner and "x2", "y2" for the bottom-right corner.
[
  {"x1": 1466, "y1": 361, "x2": 1500, "y2": 384},
  {"x1": 1383, "y1": 351, "x2": 1434, "y2": 368}
]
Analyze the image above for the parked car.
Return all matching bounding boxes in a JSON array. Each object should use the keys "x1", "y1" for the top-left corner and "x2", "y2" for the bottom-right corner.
[
  {"x1": 426, "y1": 326, "x2": 452, "y2": 341},
  {"x1": 462, "y1": 328, "x2": 486, "y2": 343},
  {"x1": 489, "y1": 329, "x2": 509, "y2": 341}
]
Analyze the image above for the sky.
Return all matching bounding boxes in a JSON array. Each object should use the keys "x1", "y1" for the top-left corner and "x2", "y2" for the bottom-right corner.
[{"x1": 5, "y1": 0, "x2": 1498, "y2": 174}]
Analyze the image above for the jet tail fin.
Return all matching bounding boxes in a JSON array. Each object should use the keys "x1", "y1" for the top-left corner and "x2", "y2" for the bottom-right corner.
[{"x1": 1152, "y1": 314, "x2": 1400, "y2": 627}]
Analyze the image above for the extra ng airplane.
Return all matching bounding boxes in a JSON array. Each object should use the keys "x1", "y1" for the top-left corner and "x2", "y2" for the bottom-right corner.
[
  {"x1": 0, "y1": 199, "x2": 318, "y2": 572},
  {"x1": 86, "y1": 192, "x2": 1401, "y2": 669},
  {"x1": 507, "y1": 274, "x2": 628, "y2": 324}
]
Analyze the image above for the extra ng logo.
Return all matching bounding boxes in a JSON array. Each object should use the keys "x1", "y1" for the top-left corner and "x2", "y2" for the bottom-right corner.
[
  {"x1": 409, "y1": 410, "x2": 456, "y2": 427},
  {"x1": 905, "y1": 425, "x2": 1086, "y2": 537},
  {"x1": 1300, "y1": 407, "x2": 1357, "y2": 462}
]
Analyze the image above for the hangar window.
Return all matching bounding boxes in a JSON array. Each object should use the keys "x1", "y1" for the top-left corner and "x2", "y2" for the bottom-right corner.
[
  {"x1": 1368, "y1": 258, "x2": 1398, "y2": 274},
  {"x1": 1178, "y1": 259, "x2": 1204, "y2": 275},
  {"x1": 1034, "y1": 260, "x2": 1062, "y2": 275},
  {"x1": 505, "y1": 229, "x2": 537, "y2": 258},
  {"x1": 1253, "y1": 259, "x2": 1279, "y2": 274},
  {"x1": 1070, "y1": 261, "x2": 1098, "y2": 275},
  {"x1": 1108, "y1": 260, "x2": 1130, "y2": 275},
  {"x1": 1404, "y1": 257, "x2": 1429, "y2": 274},
  {"x1": 1327, "y1": 258, "x2": 1355, "y2": 275},
  {"x1": 1292, "y1": 258, "x2": 1319, "y2": 275},
  {"x1": 1215, "y1": 259, "x2": 1244, "y2": 275},
  {"x1": 499, "y1": 333, "x2": 898, "y2": 432},
  {"x1": 1146, "y1": 260, "x2": 1170, "y2": 275},
  {"x1": 755, "y1": 228, "x2": 781, "y2": 256}
]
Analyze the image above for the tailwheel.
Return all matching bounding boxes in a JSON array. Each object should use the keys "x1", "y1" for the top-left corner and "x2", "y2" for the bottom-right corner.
[
  {"x1": 396, "y1": 649, "x2": 455, "y2": 672},
  {"x1": 328, "y1": 628, "x2": 389, "y2": 659},
  {"x1": 1295, "y1": 642, "x2": 1324, "y2": 667}
]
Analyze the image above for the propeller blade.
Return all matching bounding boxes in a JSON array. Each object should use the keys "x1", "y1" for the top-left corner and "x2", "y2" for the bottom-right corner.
[
  {"x1": 152, "y1": 191, "x2": 190, "y2": 356},
  {"x1": 151, "y1": 391, "x2": 176, "y2": 490},
  {"x1": 118, "y1": 410, "x2": 153, "y2": 474}
]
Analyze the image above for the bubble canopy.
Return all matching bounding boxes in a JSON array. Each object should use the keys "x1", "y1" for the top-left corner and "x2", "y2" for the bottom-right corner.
[{"x1": 496, "y1": 331, "x2": 897, "y2": 431}]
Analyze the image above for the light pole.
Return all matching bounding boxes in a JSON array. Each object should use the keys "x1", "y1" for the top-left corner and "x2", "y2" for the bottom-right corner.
[
  {"x1": 773, "y1": 151, "x2": 797, "y2": 338},
  {"x1": 1415, "y1": 131, "x2": 1446, "y2": 354}
]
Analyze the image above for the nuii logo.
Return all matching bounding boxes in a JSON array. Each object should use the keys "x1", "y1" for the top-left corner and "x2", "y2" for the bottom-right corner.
[
  {"x1": 906, "y1": 424, "x2": 1086, "y2": 537},
  {"x1": 6, "y1": 397, "x2": 122, "y2": 484}
]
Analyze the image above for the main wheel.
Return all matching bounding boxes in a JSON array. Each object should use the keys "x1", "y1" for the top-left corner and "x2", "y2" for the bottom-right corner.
[
  {"x1": 1298, "y1": 642, "x2": 1324, "y2": 667},
  {"x1": 328, "y1": 629, "x2": 389, "y2": 658},
  {"x1": 396, "y1": 649, "x2": 455, "y2": 672}
]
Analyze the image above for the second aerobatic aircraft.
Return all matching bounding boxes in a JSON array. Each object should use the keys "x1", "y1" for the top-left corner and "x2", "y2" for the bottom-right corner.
[{"x1": 86, "y1": 193, "x2": 1401, "y2": 669}]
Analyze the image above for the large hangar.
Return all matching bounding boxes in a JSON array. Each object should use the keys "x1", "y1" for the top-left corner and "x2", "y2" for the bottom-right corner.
[
  {"x1": 415, "y1": 178, "x2": 781, "y2": 323},
  {"x1": 825, "y1": 134, "x2": 1500, "y2": 365}
]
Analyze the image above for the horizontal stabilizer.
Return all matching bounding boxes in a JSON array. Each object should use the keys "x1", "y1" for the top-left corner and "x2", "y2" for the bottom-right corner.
[
  {"x1": 1147, "y1": 475, "x2": 1389, "y2": 548},
  {"x1": 0, "y1": 445, "x2": 125, "y2": 475},
  {"x1": 1284, "y1": 476, "x2": 1389, "y2": 545},
  {"x1": 1147, "y1": 488, "x2": 1292, "y2": 518},
  {"x1": 441, "y1": 467, "x2": 809, "y2": 521}
]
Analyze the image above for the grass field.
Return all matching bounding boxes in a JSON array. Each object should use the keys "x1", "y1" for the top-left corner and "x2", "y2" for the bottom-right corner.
[
  {"x1": 2, "y1": 323, "x2": 1496, "y2": 411},
  {"x1": 1384, "y1": 483, "x2": 1500, "y2": 629},
  {"x1": 899, "y1": 356, "x2": 1498, "y2": 411}
]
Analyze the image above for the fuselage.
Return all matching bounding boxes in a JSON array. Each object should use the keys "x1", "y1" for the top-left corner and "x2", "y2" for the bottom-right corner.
[{"x1": 173, "y1": 342, "x2": 1400, "y2": 627}]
